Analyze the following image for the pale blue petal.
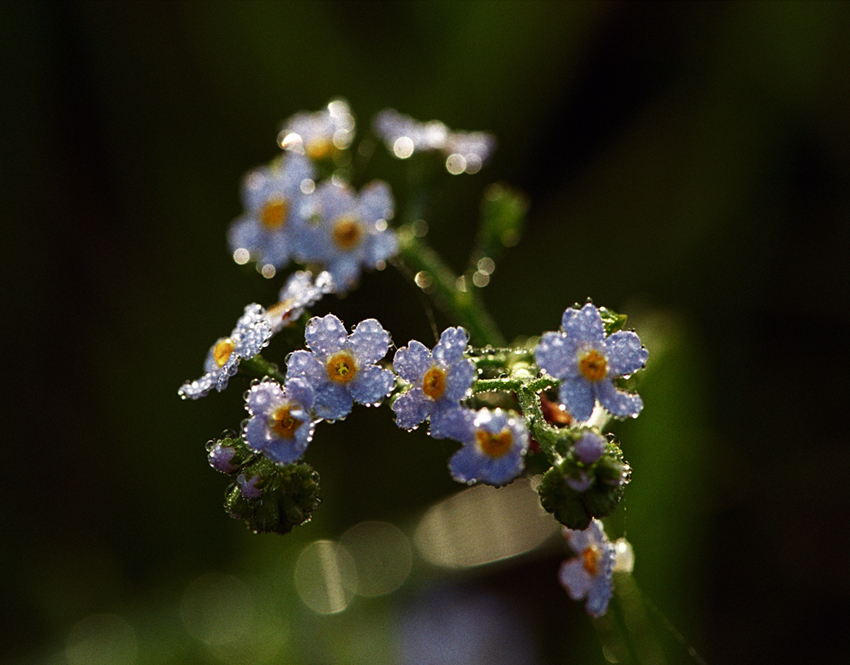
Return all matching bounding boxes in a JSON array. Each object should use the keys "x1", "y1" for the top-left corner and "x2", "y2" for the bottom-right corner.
[
  {"x1": 535, "y1": 332, "x2": 577, "y2": 379},
  {"x1": 433, "y1": 327, "x2": 469, "y2": 365},
  {"x1": 393, "y1": 340, "x2": 432, "y2": 383},
  {"x1": 313, "y1": 382, "x2": 353, "y2": 421},
  {"x1": 348, "y1": 319, "x2": 391, "y2": 365},
  {"x1": 558, "y1": 376, "x2": 596, "y2": 422},
  {"x1": 244, "y1": 415, "x2": 273, "y2": 453},
  {"x1": 305, "y1": 314, "x2": 347, "y2": 357},
  {"x1": 558, "y1": 559, "x2": 593, "y2": 601},
  {"x1": 286, "y1": 350, "x2": 325, "y2": 384},
  {"x1": 392, "y1": 390, "x2": 431, "y2": 430},
  {"x1": 596, "y1": 380, "x2": 643, "y2": 419},
  {"x1": 350, "y1": 365, "x2": 393, "y2": 405},
  {"x1": 246, "y1": 380, "x2": 285, "y2": 416},
  {"x1": 605, "y1": 330, "x2": 647, "y2": 377},
  {"x1": 443, "y1": 358, "x2": 475, "y2": 401},
  {"x1": 436, "y1": 406, "x2": 476, "y2": 443},
  {"x1": 561, "y1": 303, "x2": 605, "y2": 345},
  {"x1": 285, "y1": 377, "x2": 315, "y2": 411},
  {"x1": 358, "y1": 180, "x2": 395, "y2": 222}
]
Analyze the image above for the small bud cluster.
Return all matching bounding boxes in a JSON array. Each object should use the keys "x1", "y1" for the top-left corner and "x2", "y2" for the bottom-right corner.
[{"x1": 179, "y1": 99, "x2": 649, "y2": 617}]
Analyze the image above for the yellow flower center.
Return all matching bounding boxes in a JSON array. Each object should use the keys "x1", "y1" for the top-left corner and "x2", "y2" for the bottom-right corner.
[
  {"x1": 332, "y1": 217, "x2": 362, "y2": 251},
  {"x1": 306, "y1": 139, "x2": 334, "y2": 160},
  {"x1": 422, "y1": 366, "x2": 447, "y2": 400},
  {"x1": 327, "y1": 351, "x2": 358, "y2": 384},
  {"x1": 582, "y1": 545, "x2": 600, "y2": 576},
  {"x1": 270, "y1": 405, "x2": 301, "y2": 439},
  {"x1": 213, "y1": 338, "x2": 235, "y2": 367},
  {"x1": 261, "y1": 197, "x2": 288, "y2": 230},
  {"x1": 476, "y1": 427, "x2": 514, "y2": 458},
  {"x1": 579, "y1": 349, "x2": 608, "y2": 382}
]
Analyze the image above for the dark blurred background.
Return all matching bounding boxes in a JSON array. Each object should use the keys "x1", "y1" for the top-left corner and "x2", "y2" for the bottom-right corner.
[{"x1": 3, "y1": 1, "x2": 849, "y2": 664}]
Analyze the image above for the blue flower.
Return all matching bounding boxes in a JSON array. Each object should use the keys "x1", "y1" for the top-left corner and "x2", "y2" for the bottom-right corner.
[
  {"x1": 373, "y1": 108, "x2": 496, "y2": 174},
  {"x1": 265, "y1": 270, "x2": 336, "y2": 334},
  {"x1": 179, "y1": 304, "x2": 272, "y2": 400},
  {"x1": 443, "y1": 408, "x2": 529, "y2": 487},
  {"x1": 243, "y1": 378, "x2": 317, "y2": 465},
  {"x1": 573, "y1": 430, "x2": 606, "y2": 465},
  {"x1": 392, "y1": 327, "x2": 476, "y2": 438},
  {"x1": 227, "y1": 153, "x2": 316, "y2": 271},
  {"x1": 298, "y1": 180, "x2": 397, "y2": 290},
  {"x1": 285, "y1": 314, "x2": 394, "y2": 420},
  {"x1": 558, "y1": 519, "x2": 616, "y2": 617},
  {"x1": 278, "y1": 98, "x2": 355, "y2": 160},
  {"x1": 534, "y1": 303, "x2": 648, "y2": 422}
]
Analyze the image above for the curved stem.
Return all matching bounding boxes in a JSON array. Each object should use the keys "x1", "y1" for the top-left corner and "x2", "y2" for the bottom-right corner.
[{"x1": 395, "y1": 225, "x2": 506, "y2": 347}]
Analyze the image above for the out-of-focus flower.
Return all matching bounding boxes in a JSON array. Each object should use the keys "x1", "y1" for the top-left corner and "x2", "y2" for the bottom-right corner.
[
  {"x1": 278, "y1": 98, "x2": 355, "y2": 160},
  {"x1": 227, "y1": 153, "x2": 316, "y2": 271},
  {"x1": 298, "y1": 180, "x2": 397, "y2": 290},
  {"x1": 559, "y1": 519, "x2": 616, "y2": 617},
  {"x1": 373, "y1": 108, "x2": 496, "y2": 174},
  {"x1": 265, "y1": 270, "x2": 335, "y2": 333}
]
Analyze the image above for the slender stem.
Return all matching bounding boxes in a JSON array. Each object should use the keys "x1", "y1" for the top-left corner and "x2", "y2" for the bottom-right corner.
[
  {"x1": 240, "y1": 354, "x2": 287, "y2": 384},
  {"x1": 395, "y1": 226, "x2": 506, "y2": 347}
]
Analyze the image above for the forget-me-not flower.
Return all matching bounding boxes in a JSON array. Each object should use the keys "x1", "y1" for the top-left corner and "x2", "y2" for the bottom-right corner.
[
  {"x1": 298, "y1": 180, "x2": 397, "y2": 290},
  {"x1": 559, "y1": 519, "x2": 616, "y2": 617},
  {"x1": 373, "y1": 108, "x2": 496, "y2": 174},
  {"x1": 392, "y1": 327, "x2": 475, "y2": 438},
  {"x1": 228, "y1": 153, "x2": 316, "y2": 270},
  {"x1": 534, "y1": 303, "x2": 648, "y2": 422},
  {"x1": 265, "y1": 270, "x2": 336, "y2": 334},
  {"x1": 278, "y1": 98, "x2": 355, "y2": 160},
  {"x1": 179, "y1": 304, "x2": 272, "y2": 399},
  {"x1": 442, "y1": 408, "x2": 528, "y2": 487},
  {"x1": 243, "y1": 378, "x2": 317, "y2": 465},
  {"x1": 285, "y1": 314, "x2": 394, "y2": 420}
]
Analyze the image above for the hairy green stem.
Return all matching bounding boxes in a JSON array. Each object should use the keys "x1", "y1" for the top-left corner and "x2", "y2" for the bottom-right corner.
[{"x1": 240, "y1": 355, "x2": 287, "y2": 384}]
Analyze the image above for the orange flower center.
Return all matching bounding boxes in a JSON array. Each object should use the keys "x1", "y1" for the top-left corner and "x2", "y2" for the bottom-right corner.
[
  {"x1": 261, "y1": 197, "x2": 288, "y2": 230},
  {"x1": 579, "y1": 349, "x2": 608, "y2": 382},
  {"x1": 332, "y1": 217, "x2": 362, "y2": 250},
  {"x1": 306, "y1": 140, "x2": 333, "y2": 160},
  {"x1": 422, "y1": 366, "x2": 447, "y2": 400},
  {"x1": 476, "y1": 427, "x2": 514, "y2": 458},
  {"x1": 582, "y1": 546, "x2": 600, "y2": 576},
  {"x1": 327, "y1": 351, "x2": 358, "y2": 384},
  {"x1": 270, "y1": 405, "x2": 301, "y2": 439},
  {"x1": 213, "y1": 338, "x2": 235, "y2": 367}
]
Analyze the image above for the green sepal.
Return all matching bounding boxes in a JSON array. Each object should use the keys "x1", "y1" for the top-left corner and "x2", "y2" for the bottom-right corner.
[
  {"x1": 224, "y1": 462, "x2": 321, "y2": 535},
  {"x1": 598, "y1": 307, "x2": 628, "y2": 335},
  {"x1": 538, "y1": 460, "x2": 592, "y2": 530},
  {"x1": 474, "y1": 184, "x2": 528, "y2": 264}
]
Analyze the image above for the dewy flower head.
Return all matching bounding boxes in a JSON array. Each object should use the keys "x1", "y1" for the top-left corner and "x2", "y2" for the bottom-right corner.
[
  {"x1": 227, "y1": 153, "x2": 316, "y2": 272},
  {"x1": 392, "y1": 327, "x2": 475, "y2": 438},
  {"x1": 285, "y1": 314, "x2": 394, "y2": 420},
  {"x1": 559, "y1": 519, "x2": 616, "y2": 618},
  {"x1": 179, "y1": 304, "x2": 272, "y2": 400},
  {"x1": 373, "y1": 108, "x2": 496, "y2": 174},
  {"x1": 443, "y1": 408, "x2": 529, "y2": 487},
  {"x1": 534, "y1": 303, "x2": 648, "y2": 422},
  {"x1": 265, "y1": 270, "x2": 335, "y2": 334},
  {"x1": 298, "y1": 180, "x2": 397, "y2": 290},
  {"x1": 278, "y1": 98, "x2": 355, "y2": 160},
  {"x1": 243, "y1": 378, "x2": 317, "y2": 465}
]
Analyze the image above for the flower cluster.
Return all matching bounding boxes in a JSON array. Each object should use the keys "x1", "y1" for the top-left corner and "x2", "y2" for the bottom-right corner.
[{"x1": 180, "y1": 99, "x2": 651, "y2": 618}]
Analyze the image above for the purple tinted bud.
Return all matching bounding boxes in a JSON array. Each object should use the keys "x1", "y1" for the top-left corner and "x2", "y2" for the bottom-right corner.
[{"x1": 208, "y1": 442, "x2": 238, "y2": 474}]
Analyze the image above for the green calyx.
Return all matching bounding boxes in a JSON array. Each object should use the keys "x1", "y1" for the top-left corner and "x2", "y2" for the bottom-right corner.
[
  {"x1": 536, "y1": 442, "x2": 631, "y2": 530},
  {"x1": 224, "y1": 461, "x2": 321, "y2": 535}
]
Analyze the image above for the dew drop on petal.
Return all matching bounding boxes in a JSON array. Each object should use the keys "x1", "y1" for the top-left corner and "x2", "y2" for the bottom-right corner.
[
  {"x1": 393, "y1": 136, "x2": 414, "y2": 159},
  {"x1": 445, "y1": 153, "x2": 466, "y2": 175},
  {"x1": 233, "y1": 248, "x2": 250, "y2": 265}
]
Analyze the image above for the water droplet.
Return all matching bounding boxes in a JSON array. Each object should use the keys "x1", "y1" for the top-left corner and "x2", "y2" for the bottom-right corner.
[
  {"x1": 233, "y1": 248, "x2": 250, "y2": 265},
  {"x1": 393, "y1": 136, "x2": 414, "y2": 159},
  {"x1": 445, "y1": 153, "x2": 466, "y2": 175},
  {"x1": 300, "y1": 178, "x2": 315, "y2": 194},
  {"x1": 477, "y1": 257, "x2": 495, "y2": 275}
]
